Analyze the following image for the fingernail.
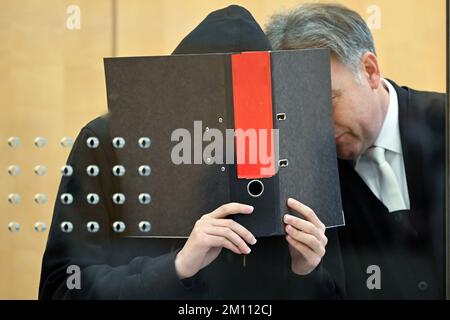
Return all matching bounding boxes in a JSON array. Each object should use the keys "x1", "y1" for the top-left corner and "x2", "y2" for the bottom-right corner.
[
  {"x1": 251, "y1": 237, "x2": 257, "y2": 245},
  {"x1": 283, "y1": 214, "x2": 289, "y2": 222},
  {"x1": 287, "y1": 198, "x2": 294, "y2": 205},
  {"x1": 245, "y1": 248, "x2": 251, "y2": 254},
  {"x1": 247, "y1": 205, "x2": 254, "y2": 213}
]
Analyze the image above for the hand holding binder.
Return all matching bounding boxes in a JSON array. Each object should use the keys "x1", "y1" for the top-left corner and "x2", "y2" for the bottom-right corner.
[
  {"x1": 174, "y1": 202, "x2": 256, "y2": 279},
  {"x1": 284, "y1": 198, "x2": 328, "y2": 275}
]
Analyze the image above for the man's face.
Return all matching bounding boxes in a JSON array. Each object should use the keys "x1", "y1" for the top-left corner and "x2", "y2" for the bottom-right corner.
[{"x1": 330, "y1": 56, "x2": 384, "y2": 160}]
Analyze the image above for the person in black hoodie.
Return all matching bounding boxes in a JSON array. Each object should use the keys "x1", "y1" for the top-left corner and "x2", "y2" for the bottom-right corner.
[{"x1": 39, "y1": 5, "x2": 345, "y2": 299}]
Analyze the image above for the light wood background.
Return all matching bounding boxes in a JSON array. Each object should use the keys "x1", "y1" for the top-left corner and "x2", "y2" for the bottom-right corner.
[{"x1": 0, "y1": 0, "x2": 445, "y2": 299}]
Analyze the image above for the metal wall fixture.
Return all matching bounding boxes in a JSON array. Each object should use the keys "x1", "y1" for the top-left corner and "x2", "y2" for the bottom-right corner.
[
  {"x1": 112, "y1": 193, "x2": 126, "y2": 204},
  {"x1": 139, "y1": 221, "x2": 151, "y2": 233},
  {"x1": 8, "y1": 165, "x2": 20, "y2": 176},
  {"x1": 138, "y1": 137, "x2": 151, "y2": 149},
  {"x1": 60, "y1": 137, "x2": 74, "y2": 148},
  {"x1": 34, "y1": 136, "x2": 47, "y2": 148},
  {"x1": 86, "y1": 137, "x2": 99, "y2": 149},
  {"x1": 61, "y1": 165, "x2": 73, "y2": 176},
  {"x1": 8, "y1": 222, "x2": 20, "y2": 232},
  {"x1": 87, "y1": 221, "x2": 100, "y2": 233},
  {"x1": 60, "y1": 221, "x2": 74, "y2": 233},
  {"x1": 34, "y1": 165, "x2": 47, "y2": 176},
  {"x1": 112, "y1": 221, "x2": 126, "y2": 233},
  {"x1": 112, "y1": 165, "x2": 125, "y2": 176},
  {"x1": 138, "y1": 165, "x2": 151, "y2": 176},
  {"x1": 7, "y1": 137, "x2": 20, "y2": 148},
  {"x1": 86, "y1": 165, "x2": 99, "y2": 176},
  {"x1": 60, "y1": 193, "x2": 73, "y2": 205},
  {"x1": 34, "y1": 193, "x2": 47, "y2": 205},
  {"x1": 8, "y1": 193, "x2": 20, "y2": 204},
  {"x1": 34, "y1": 222, "x2": 47, "y2": 233},
  {"x1": 112, "y1": 137, "x2": 125, "y2": 149},
  {"x1": 86, "y1": 193, "x2": 99, "y2": 205},
  {"x1": 138, "y1": 193, "x2": 151, "y2": 205}
]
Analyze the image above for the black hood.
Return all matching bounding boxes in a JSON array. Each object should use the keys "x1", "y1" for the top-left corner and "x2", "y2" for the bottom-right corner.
[{"x1": 172, "y1": 5, "x2": 272, "y2": 55}]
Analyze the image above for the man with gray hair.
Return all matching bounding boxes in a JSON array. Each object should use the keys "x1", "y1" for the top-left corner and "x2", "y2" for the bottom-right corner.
[{"x1": 266, "y1": 3, "x2": 445, "y2": 299}]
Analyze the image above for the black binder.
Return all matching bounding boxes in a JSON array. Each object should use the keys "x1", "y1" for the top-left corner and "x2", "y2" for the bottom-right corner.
[{"x1": 103, "y1": 48, "x2": 344, "y2": 238}]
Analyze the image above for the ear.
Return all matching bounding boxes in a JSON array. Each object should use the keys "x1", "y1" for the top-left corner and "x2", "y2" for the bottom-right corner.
[{"x1": 361, "y1": 52, "x2": 381, "y2": 90}]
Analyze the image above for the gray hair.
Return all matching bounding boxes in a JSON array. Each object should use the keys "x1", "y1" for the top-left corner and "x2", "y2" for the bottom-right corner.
[{"x1": 265, "y1": 3, "x2": 376, "y2": 80}]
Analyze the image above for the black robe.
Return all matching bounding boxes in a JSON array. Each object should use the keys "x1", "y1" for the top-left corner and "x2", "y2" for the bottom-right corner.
[{"x1": 338, "y1": 80, "x2": 446, "y2": 299}]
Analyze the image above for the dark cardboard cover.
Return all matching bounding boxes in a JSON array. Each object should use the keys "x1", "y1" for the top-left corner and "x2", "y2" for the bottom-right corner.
[{"x1": 104, "y1": 49, "x2": 344, "y2": 238}]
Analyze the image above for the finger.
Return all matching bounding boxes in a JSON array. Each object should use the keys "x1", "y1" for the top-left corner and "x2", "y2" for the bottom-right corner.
[
  {"x1": 211, "y1": 219, "x2": 257, "y2": 245},
  {"x1": 209, "y1": 203, "x2": 254, "y2": 219},
  {"x1": 287, "y1": 198, "x2": 325, "y2": 230},
  {"x1": 207, "y1": 234, "x2": 241, "y2": 255},
  {"x1": 283, "y1": 214, "x2": 327, "y2": 244},
  {"x1": 206, "y1": 226, "x2": 251, "y2": 254},
  {"x1": 285, "y1": 224, "x2": 325, "y2": 257},
  {"x1": 286, "y1": 235, "x2": 322, "y2": 267}
]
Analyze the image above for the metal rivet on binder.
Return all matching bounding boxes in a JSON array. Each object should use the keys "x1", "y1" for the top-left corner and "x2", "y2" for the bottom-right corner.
[
  {"x1": 112, "y1": 193, "x2": 125, "y2": 205},
  {"x1": 218, "y1": 117, "x2": 223, "y2": 123},
  {"x1": 34, "y1": 165, "x2": 47, "y2": 176},
  {"x1": 221, "y1": 166, "x2": 226, "y2": 172},
  {"x1": 138, "y1": 193, "x2": 151, "y2": 205},
  {"x1": 34, "y1": 136, "x2": 47, "y2": 148},
  {"x1": 139, "y1": 221, "x2": 151, "y2": 233},
  {"x1": 8, "y1": 222, "x2": 20, "y2": 232},
  {"x1": 8, "y1": 165, "x2": 20, "y2": 176},
  {"x1": 86, "y1": 137, "x2": 99, "y2": 149},
  {"x1": 61, "y1": 165, "x2": 73, "y2": 177},
  {"x1": 279, "y1": 159, "x2": 289, "y2": 168},
  {"x1": 86, "y1": 165, "x2": 99, "y2": 176},
  {"x1": 8, "y1": 193, "x2": 20, "y2": 204},
  {"x1": 60, "y1": 221, "x2": 73, "y2": 233},
  {"x1": 205, "y1": 127, "x2": 209, "y2": 132},
  {"x1": 34, "y1": 193, "x2": 47, "y2": 205},
  {"x1": 34, "y1": 222, "x2": 47, "y2": 233},
  {"x1": 206, "y1": 157, "x2": 211, "y2": 164},
  {"x1": 112, "y1": 165, "x2": 125, "y2": 176},
  {"x1": 112, "y1": 221, "x2": 126, "y2": 233},
  {"x1": 247, "y1": 180, "x2": 264, "y2": 198},
  {"x1": 112, "y1": 137, "x2": 125, "y2": 149},
  {"x1": 138, "y1": 137, "x2": 151, "y2": 149},
  {"x1": 86, "y1": 193, "x2": 99, "y2": 205},
  {"x1": 138, "y1": 165, "x2": 151, "y2": 176},
  {"x1": 87, "y1": 221, "x2": 100, "y2": 233},
  {"x1": 8, "y1": 137, "x2": 20, "y2": 148},
  {"x1": 60, "y1": 193, "x2": 73, "y2": 205},
  {"x1": 276, "y1": 113, "x2": 286, "y2": 121},
  {"x1": 60, "y1": 137, "x2": 74, "y2": 148}
]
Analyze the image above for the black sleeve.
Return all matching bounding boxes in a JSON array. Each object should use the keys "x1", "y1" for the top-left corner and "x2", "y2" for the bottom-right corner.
[{"x1": 38, "y1": 117, "x2": 205, "y2": 299}]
